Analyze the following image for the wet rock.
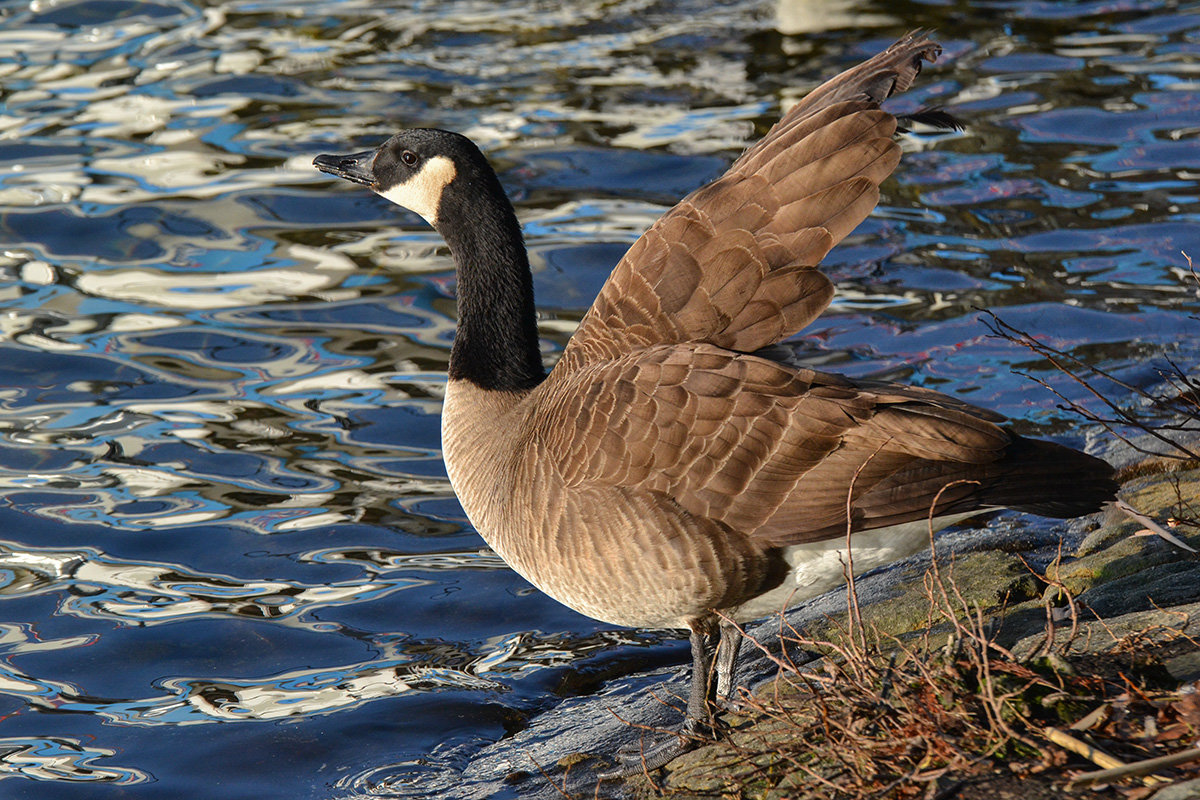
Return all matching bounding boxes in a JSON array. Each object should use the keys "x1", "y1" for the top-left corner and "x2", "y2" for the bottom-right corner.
[
  {"x1": 1166, "y1": 650, "x2": 1200, "y2": 683},
  {"x1": 1150, "y1": 776, "x2": 1200, "y2": 800},
  {"x1": 1010, "y1": 600, "x2": 1200, "y2": 661}
]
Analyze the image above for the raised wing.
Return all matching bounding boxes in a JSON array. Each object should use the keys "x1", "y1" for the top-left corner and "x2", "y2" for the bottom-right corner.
[{"x1": 555, "y1": 33, "x2": 943, "y2": 373}]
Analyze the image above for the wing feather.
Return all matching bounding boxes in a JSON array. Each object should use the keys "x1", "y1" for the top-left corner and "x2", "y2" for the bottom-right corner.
[
  {"x1": 556, "y1": 33, "x2": 943, "y2": 373},
  {"x1": 537, "y1": 341, "x2": 1115, "y2": 547}
]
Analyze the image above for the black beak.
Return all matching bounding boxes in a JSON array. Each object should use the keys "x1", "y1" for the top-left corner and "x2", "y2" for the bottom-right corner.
[{"x1": 313, "y1": 150, "x2": 376, "y2": 187}]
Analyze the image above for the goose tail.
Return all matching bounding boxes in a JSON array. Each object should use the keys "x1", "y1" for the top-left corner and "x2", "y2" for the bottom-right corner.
[{"x1": 981, "y1": 436, "x2": 1118, "y2": 518}]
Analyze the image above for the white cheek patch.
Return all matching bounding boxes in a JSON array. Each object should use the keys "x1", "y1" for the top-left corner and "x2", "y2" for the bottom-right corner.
[{"x1": 376, "y1": 154, "x2": 457, "y2": 227}]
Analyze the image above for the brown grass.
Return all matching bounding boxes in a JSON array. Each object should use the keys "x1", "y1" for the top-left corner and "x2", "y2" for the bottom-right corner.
[{"x1": 641, "y1": 551, "x2": 1200, "y2": 800}]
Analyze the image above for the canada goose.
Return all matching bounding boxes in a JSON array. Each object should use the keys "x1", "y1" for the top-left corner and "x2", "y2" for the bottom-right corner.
[{"x1": 314, "y1": 33, "x2": 1118, "y2": 771}]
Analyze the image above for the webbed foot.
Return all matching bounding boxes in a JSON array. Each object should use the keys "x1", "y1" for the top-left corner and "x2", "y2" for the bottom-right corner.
[{"x1": 596, "y1": 721, "x2": 705, "y2": 780}]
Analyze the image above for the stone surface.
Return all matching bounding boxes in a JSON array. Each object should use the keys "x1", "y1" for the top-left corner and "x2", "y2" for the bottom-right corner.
[
  {"x1": 1010, "y1": 600, "x2": 1200, "y2": 660},
  {"x1": 1166, "y1": 650, "x2": 1200, "y2": 683},
  {"x1": 1151, "y1": 776, "x2": 1200, "y2": 800}
]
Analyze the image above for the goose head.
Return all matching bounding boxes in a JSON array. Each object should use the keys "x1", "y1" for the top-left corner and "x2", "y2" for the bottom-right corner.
[{"x1": 313, "y1": 129, "x2": 499, "y2": 229}]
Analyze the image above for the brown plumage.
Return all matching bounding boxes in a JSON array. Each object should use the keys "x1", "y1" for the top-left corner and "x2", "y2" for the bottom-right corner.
[{"x1": 314, "y1": 32, "x2": 1118, "y2": 771}]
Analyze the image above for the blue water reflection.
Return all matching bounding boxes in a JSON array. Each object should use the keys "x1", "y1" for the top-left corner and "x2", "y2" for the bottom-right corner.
[{"x1": 0, "y1": 0, "x2": 1197, "y2": 798}]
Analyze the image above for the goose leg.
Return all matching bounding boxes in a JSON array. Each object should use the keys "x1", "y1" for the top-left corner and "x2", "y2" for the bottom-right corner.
[
  {"x1": 598, "y1": 624, "x2": 715, "y2": 779},
  {"x1": 685, "y1": 623, "x2": 716, "y2": 729},
  {"x1": 714, "y1": 620, "x2": 742, "y2": 704}
]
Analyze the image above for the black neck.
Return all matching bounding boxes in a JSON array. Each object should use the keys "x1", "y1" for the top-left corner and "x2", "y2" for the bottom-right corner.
[{"x1": 440, "y1": 179, "x2": 545, "y2": 392}]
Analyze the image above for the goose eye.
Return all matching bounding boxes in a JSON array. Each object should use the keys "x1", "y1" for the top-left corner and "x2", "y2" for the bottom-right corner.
[{"x1": 400, "y1": 150, "x2": 419, "y2": 166}]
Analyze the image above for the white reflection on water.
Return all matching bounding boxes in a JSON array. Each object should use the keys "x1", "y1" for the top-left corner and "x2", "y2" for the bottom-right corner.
[
  {"x1": 0, "y1": 737, "x2": 148, "y2": 785},
  {"x1": 0, "y1": 539, "x2": 424, "y2": 626},
  {"x1": 0, "y1": 620, "x2": 651, "y2": 726},
  {"x1": 74, "y1": 247, "x2": 358, "y2": 309},
  {"x1": 0, "y1": 649, "x2": 471, "y2": 726},
  {"x1": 300, "y1": 546, "x2": 510, "y2": 573},
  {"x1": 774, "y1": 0, "x2": 896, "y2": 35}
]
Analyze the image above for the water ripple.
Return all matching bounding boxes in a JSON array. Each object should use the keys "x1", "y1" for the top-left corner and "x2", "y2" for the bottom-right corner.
[{"x1": 0, "y1": 1, "x2": 1198, "y2": 797}]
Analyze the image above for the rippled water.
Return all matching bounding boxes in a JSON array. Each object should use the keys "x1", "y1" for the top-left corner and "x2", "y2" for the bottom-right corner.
[{"x1": 0, "y1": 0, "x2": 1198, "y2": 797}]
